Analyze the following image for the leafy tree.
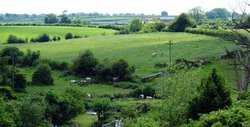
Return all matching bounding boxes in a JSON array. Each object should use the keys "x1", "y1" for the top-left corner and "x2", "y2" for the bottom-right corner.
[
  {"x1": 44, "y1": 13, "x2": 58, "y2": 24},
  {"x1": 129, "y1": 18, "x2": 143, "y2": 32},
  {"x1": 91, "y1": 98, "x2": 110, "y2": 121},
  {"x1": 206, "y1": 8, "x2": 230, "y2": 19},
  {"x1": 45, "y1": 87, "x2": 85, "y2": 126},
  {"x1": 18, "y1": 100, "x2": 48, "y2": 127},
  {"x1": 72, "y1": 50, "x2": 98, "y2": 76},
  {"x1": 111, "y1": 59, "x2": 135, "y2": 81},
  {"x1": 65, "y1": 32, "x2": 73, "y2": 40},
  {"x1": 32, "y1": 63, "x2": 53, "y2": 85},
  {"x1": 161, "y1": 11, "x2": 169, "y2": 16},
  {"x1": 187, "y1": 69, "x2": 232, "y2": 119},
  {"x1": 188, "y1": 6, "x2": 206, "y2": 25},
  {"x1": 60, "y1": 14, "x2": 71, "y2": 24},
  {"x1": 168, "y1": 13, "x2": 196, "y2": 32}
]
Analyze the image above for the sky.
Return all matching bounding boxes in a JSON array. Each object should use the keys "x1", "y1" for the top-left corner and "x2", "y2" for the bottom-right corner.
[{"x1": 0, "y1": 0, "x2": 248, "y2": 15}]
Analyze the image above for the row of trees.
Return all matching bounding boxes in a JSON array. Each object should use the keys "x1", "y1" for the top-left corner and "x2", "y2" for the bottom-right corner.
[
  {"x1": 44, "y1": 13, "x2": 72, "y2": 24},
  {"x1": 71, "y1": 50, "x2": 135, "y2": 82},
  {"x1": 6, "y1": 32, "x2": 85, "y2": 44}
]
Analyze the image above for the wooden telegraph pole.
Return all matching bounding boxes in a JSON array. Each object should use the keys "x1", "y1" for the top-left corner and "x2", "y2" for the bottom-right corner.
[{"x1": 166, "y1": 41, "x2": 173, "y2": 65}]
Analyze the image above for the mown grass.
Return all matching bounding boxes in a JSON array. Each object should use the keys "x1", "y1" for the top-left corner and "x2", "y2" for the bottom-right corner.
[
  {"x1": 17, "y1": 67, "x2": 130, "y2": 96},
  {"x1": 73, "y1": 114, "x2": 97, "y2": 127},
  {"x1": 0, "y1": 26, "x2": 117, "y2": 43},
  {"x1": 0, "y1": 32, "x2": 236, "y2": 77}
]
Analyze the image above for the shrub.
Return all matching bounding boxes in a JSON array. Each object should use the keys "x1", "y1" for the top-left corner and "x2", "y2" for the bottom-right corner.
[
  {"x1": 36, "y1": 33, "x2": 50, "y2": 42},
  {"x1": 0, "y1": 86, "x2": 16, "y2": 100},
  {"x1": 118, "y1": 28, "x2": 130, "y2": 34},
  {"x1": 187, "y1": 68, "x2": 232, "y2": 120},
  {"x1": 73, "y1": 35, "x2": 82, "y2": 39},
  {"x1": 38, "y1": 59, "x2": 68, "y2": 71},
  {"x1": 72, "y1": 50, "x2": 98, "y2": 76},
  {"x1": 7, "y1": 34, "x2": 18, "y2": 44},
  {"x1": 65, "y1": 32, "x2": 73, "y2": 40},
  {"x1": 52, "y1": 36, "x2": 57, "y2": 41},
  {"x1": 32, "y1": 63, "x2": 53, "y2": 85},
  {"x1": 129, "y1": 86, "x2": 155, "y2": 98}
]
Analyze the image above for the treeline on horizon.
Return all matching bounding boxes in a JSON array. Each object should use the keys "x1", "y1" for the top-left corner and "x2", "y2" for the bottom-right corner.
[{"x1": 0, "y1": 7, "x2": 237, "y2": 22}]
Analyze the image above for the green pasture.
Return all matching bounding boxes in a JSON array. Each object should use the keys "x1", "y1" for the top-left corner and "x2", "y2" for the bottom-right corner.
[
  {"x1": 0, "y1": 32, "x2": 236, "y2": 77},
  {"x1": 0, "y1": 26, "x2": 117, "y2": 43}
]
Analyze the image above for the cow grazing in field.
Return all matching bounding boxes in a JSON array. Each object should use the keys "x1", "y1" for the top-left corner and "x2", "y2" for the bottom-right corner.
[{"x1": 152, "y1": 53, "x2": 157, "y2": 57}]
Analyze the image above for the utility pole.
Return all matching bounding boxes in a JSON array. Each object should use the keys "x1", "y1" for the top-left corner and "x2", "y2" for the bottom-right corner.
[{"x1": 166, "y1": 41, "x2": 173, "y2": 65}]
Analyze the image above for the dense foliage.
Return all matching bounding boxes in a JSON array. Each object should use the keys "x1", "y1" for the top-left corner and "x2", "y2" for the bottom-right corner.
[
  {"x1": 187, "y1": 69, "x2": 232, "y2": 119},
  {"x1": 91, "y1": 98, "x2": 110, "y2": 121},
  {"x1": 7, "y1": 34, "x2": 27, "y2": 44},
  {"x1": 65, "y1": 32, "x2": 73, "y2": 40},
  {"x1": 168, "y1": 13, "x2": 196, "y2": 32},
  {"x1": 129, "y1": 18, "x2": 143, "y2": 32},
  {"x1": 71, "y1": 50, "x2": 98, "y2": 77},
  {"x1": 45, "y1": 87, "x2": 85, "y2": 126},
  {"x1": 31, "y1": 33, "x2": 50, "y2": 43},
  {"x1": 44, "y1": 13, "x2": 58, "y2": 24},
  {"x1": 205, "y1": 8, "x2": 231, "y2": 19},
  {"x1": 32, "y1": 63, "x2": 53, "y2": 85}
]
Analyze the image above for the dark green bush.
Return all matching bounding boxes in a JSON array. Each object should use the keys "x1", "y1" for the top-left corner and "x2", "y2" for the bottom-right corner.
[
  {"x1": 7, "y1": 35, "x2": 27, "y2": 44},
  {"x1": 72, "y1": 50, "x2": 98, "y2": 76},
  {"x1": 129, "y1": 86, "x2": 156, "y2": 98},
  {"x1": 38, "y1": 59, "x2": 68, "y2": 71},
  {"x1": 65, "y1": 32, "x2": 73, "y2": 40},
  {"x1": 73, "y1": 35, "x2": 82, "y2": 39},
  {"x1": 96, "y1": 59, "x2": 135, "y2": 82},
  {"x1": 32, "y1": 63, "x2": 53, "y2": 85},
  {"x1": 31, "y1": 33, "x2": 50, "y2": 42},
  {"x1": 14, "y1": 73, "x2": 27, "y2": 91},
  {"x1": 187, "y1": 68, "x2": 232, "y2": 119},
  {"x1": 7, "y1": 34, "x2": 18, "y2": 44}
]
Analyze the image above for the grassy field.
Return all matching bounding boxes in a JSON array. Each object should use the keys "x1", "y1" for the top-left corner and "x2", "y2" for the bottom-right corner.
[
  {"x1": 0, "y1": 32, "x2": 236, "y2": 77},
  {"x1": 0, "y1": 26, "x2": 117, "y2": 43},
  {"x1": 3, "y1": 30, "x2": 239, "y2": 127}
]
